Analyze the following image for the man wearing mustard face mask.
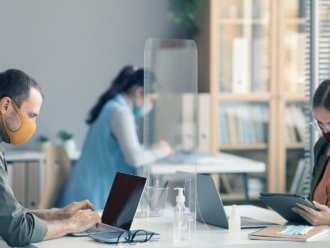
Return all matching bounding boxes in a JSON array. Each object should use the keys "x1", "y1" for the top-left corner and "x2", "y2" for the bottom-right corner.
[{"x1": 0, "y1": 69, "x2": 102, "y2": 247}]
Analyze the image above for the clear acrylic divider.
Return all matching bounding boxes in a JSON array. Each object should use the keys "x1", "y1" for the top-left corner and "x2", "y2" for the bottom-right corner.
[{"x1": 138, "y1": 38, "x2": 209, "y2": 241}]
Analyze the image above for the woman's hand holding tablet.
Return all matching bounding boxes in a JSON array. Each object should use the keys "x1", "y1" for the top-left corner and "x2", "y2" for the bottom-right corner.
[{"x1": 292, "y1": 201, "x2": 330, "y2": 226}]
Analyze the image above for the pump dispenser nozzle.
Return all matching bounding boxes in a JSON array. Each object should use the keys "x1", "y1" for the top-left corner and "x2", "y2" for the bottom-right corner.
[
  {"x1": 174, "y1": 188, "x2": 185, "y2": 203},
  {"x1": 231, "y1": 205, "x2": 238, "y2": 217}
]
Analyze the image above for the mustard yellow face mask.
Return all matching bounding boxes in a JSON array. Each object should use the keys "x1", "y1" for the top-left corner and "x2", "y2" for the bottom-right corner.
[{"x1": 1, "y1": 100, "x2": 36, "y2": 146}]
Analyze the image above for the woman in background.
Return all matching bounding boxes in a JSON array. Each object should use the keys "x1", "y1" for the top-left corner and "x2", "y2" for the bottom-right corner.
[{"x1": 57, "y1": 66, "x2": 172, "y2": 210}]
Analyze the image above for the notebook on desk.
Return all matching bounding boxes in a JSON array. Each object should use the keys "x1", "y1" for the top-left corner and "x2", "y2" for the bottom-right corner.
[{"x1": 248, "y1": 225, "x2": 328, "y2": 242}]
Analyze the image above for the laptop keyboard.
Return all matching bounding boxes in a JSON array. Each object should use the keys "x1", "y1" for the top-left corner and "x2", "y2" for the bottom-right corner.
[
  {"x1": 226, "y1": 216, "x2": 277, "y2": 227},
  {"x1": 241, "y1": 219, "x2": 266, "y2": 226},
  {"x1": 85, "y1": 225, "x2": 123, "y2": 234},
  {"x1": 241, "y1": 217, "x2": 277, "y2": 227}
]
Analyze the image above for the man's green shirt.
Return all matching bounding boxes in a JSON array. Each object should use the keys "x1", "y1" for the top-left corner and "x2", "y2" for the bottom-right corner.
[{"x1": 0, "y1": 145, "x2": 47, "y2": 247}]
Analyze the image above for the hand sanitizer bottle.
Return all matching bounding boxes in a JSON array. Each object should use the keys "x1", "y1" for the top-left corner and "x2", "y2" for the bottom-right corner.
[
  {"x1": 173, "y1": 188, "x2": 188, "y2": 241},
  {"x1": 229, "y1": 205, "x2": 241, "y2": 233}
]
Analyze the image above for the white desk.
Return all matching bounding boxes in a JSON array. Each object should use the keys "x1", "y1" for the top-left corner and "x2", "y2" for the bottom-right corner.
[
  {"x1": 141, "y1": 152, "x2": 265, "y2": 204},
  {"x1": 148, "y1": 152, "x2": 265, "y2": 174},
  {"x1": 20, "y1": 205, "x2": 330, "y2": 248},
  {"x1": 5, "y1": 151, "x2": 263, "y2": 206},
  {"x1": 5, "y1": 150, "x2": 81, "y2": 161},
  {"x1": 5, "y1": 151, "x2": 81, "y2": 207}
]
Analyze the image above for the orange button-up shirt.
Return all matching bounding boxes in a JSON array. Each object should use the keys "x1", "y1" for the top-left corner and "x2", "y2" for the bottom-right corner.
[{"x1": 313, "y1": 147, "x2": 330, "y2": 207}]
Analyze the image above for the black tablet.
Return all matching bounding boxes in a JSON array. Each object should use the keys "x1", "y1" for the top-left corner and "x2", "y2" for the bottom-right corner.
[{"x1": 259, "y1": 192, "x2": 319, "y2": 223}]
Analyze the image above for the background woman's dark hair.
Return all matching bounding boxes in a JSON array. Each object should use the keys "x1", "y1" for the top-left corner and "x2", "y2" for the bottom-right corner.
[
  {"x1": 86, "y1": 65, "x2": 153, "y2": 124},
  {"x1": 313, "y1": 79, "x2": 330, "y2": 111}
]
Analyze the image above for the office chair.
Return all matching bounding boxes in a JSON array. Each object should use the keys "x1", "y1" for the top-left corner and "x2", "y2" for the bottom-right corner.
[{"x1": 38, "y1": 146, "x2": 72, "y2": 209}]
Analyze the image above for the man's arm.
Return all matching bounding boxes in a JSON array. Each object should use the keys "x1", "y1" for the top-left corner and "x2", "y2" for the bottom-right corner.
[
  {"x1": 28, "y1": 200, "x2": 96, "y2": 221},
  {"x1": 0, "y1": 159, "x2": 101, "y2": 247},
  {"x1": 0, "y1": 183, "x2": 48, "y2": 247},
  {"x1": 27, "y1": 200, "x2": 102, "y2": 240}
]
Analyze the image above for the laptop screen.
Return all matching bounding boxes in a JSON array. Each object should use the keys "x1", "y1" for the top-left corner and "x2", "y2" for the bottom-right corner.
[{"x1": 102, "y1": 172, "x2": 146, "y2": 230}]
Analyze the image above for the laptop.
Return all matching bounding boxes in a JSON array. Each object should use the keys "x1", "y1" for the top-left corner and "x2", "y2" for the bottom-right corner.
[
  {"x1": 197, "y1": 174, "x2": 280, "y2": 229},
  {"x1": 72, "y1": 172, "x2": 147, "y2": 236}
]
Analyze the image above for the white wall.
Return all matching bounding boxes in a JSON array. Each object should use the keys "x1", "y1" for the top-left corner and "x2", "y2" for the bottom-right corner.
[{"x1": 0, "y1": 0, "x2": 188, "y2": 151}]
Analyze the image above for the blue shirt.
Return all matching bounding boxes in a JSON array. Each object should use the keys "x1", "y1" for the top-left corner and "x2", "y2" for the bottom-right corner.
[{"x1": 57, "y1": 94, "x2": 137, "y2": 210}]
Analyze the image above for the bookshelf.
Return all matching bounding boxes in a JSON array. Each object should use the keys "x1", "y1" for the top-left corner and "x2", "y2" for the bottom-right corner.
[
  {"x1": 195, "y1": 0, "x2": 311, "y2": 200},
  {"x1": 219, "y1": 144, "x2": 268, "y2": 150}
]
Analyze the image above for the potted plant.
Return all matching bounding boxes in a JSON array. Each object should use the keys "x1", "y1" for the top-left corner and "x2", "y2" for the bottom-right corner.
[
  {"x1": 36, "y1": 135, "x2": 52, "y2": 152},
  {"x1": 57, "y1": 130, "x2": 76, "y2": 156},
  {"x1": 167, "y1": 0, "x2": 204, "y2": 38}
]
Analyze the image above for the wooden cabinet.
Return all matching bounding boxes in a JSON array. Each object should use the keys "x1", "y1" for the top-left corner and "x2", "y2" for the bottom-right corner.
[{"x1": 195, "y1": 0, "x2": 310, "y2": 199}]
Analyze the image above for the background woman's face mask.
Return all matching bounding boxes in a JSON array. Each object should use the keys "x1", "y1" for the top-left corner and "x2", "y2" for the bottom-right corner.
[
  {"x1": 133, "y1": 97, "x2": 151, "y2": 118},
  {"x1": 1, "y1": 100, "x2": 36, "y2": 146}
]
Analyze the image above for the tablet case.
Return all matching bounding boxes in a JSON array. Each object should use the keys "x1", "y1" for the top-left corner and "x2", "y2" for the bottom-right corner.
[{"x1": 259, "y1": 194, "x2": 318, "y2": 223}]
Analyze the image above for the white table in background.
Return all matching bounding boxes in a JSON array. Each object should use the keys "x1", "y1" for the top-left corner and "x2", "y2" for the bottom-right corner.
[
  {"x1": 5, "y1": 150, "x2": 81, "y2": 205},
  {"x1": 6, "y1": 151, "x2": 264, "y2": 206},
  {"x1": 18, "y1": 205, "x2": 330, "y2": 248},
  {"x1": 141, "y1": 152, "x2": 265, "y2": 204}
]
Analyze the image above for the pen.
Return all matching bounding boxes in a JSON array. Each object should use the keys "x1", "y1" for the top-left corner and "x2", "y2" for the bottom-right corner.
[
  {"x1": 163, "y1": 180, "x2": 169, "y2": 188},
  {"x1": 152, "y1": 180, "x2": 159, "y2": 209},
  {"x1": 155, "y1": 180, "x2": 170, "y2": 209}
]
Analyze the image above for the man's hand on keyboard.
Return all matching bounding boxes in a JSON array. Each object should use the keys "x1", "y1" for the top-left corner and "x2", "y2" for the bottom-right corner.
[
  {"x1": 54, "y1": 200, "x2": 96, "y2": 220},
  {"x1": 67, "y1": 209, "x2": 102, "y2": 234}
]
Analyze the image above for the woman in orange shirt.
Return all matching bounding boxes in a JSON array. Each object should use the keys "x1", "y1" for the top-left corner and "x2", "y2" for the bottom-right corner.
[{"x1": 293, "y1": 79, "x2": 330, "y2": 225}]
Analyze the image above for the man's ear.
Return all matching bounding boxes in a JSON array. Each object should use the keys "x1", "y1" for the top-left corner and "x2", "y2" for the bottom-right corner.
[{"x1": 0, "y1": 97, "x2": 11, "y2": 115}]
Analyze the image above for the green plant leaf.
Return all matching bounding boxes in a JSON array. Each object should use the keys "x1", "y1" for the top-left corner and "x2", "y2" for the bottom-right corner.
[
  {"x1": 167, "y1": 0, "x2": 204, "y2": 37},
  {"x1": 57, "y1": 130, "x2": 73, "y2": 141},
  {"x1": 36, "y1": 134, "x2": 49, "y2": 142}
]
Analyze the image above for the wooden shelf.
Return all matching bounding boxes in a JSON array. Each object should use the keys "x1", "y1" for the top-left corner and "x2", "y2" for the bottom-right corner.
[
  {"x1": 219, "y1": 19, "x2": 268, "y2": 25},
  {"x1": 219, "y1": 144, "x2": 267, "y2": 150},
  {"x1": 282, "y1": 93, "x2": 309, "y2": 102},
  {"x1": 285, "y1": 18, "x2": 308, "y2": 24},
  {"x1": 286, "y1": 143, "x2": 308, "y2": 149},
  {"x1": 218, "y1": 93, "x2": 271, "y2": 102},
  {"x1": 220, "y1": 193, "x2": 260, "y2": 201},
  {"x1": 195, "y1": 0, "x2": 313, "y2": 196}
]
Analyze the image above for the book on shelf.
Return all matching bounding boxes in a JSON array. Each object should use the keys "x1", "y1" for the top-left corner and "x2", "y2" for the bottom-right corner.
[
  {"x1": 219, "y1": 106, "x2": 229, "y2": 145},
  {"x1": 240, "y1": 105, "x2": 250, "y2": 144},
  {"x1": 290, "y1": 104, "x2": 305, "y2": 142},
  {"x1": 226, "y1": 106, "x2": 238, "y2": 145},
  {"x1": 235, "y1": 106, "x2": 244, "y2": 144},
  {"x1": 289, "y1": 159, "x2": 305, "y2": 194},
  {"x1": 285, "y1": 106, "x2": 296, "y2": 144},
  {"x1": 288, "y1": 158, "x2": 310, "y2": 196},
  {"x1": 247, "y1": 105, "x2": 257, "y2": 144},
  {"x1": 232, "y1": 38, "x2": 248, "y2": 94},
  {"x1": 219, "y1": 103, "x2": 268, "y2": 146},
  {"x1": 252, "y1": 38, "x2": 268, "y2": 92},
  {"x1": 285, "y1": 104, "x2": 306, "y2": 145},
  {"x1": 219, "y1": 174, "x2": 233, "y2": 194},
  {"x1": 229, "y1": 175, "x2": 266, "y2": 195}
]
